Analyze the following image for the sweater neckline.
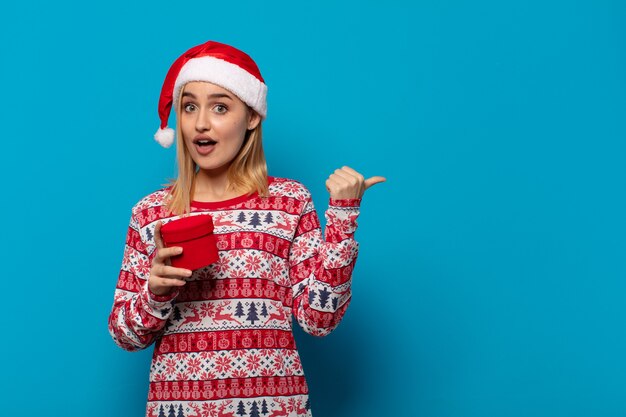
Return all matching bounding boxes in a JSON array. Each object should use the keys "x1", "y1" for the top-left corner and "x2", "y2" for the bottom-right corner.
[
  {"x1": 190, "y1": 176, "x2": 274, "y2": 210},
  {"x1": 191, "y1": 191, "x2": 258, "y2": 209}
]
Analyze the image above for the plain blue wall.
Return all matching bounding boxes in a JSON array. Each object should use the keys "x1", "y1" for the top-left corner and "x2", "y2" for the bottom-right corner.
[{"x1": 1, "y1": 1, "x2": 624, "y2": 416}]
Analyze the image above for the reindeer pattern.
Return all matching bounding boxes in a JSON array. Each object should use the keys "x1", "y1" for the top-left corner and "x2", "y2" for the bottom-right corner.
[{"x1": 109, "y1": 177, "x2": 361, "y2": 417}]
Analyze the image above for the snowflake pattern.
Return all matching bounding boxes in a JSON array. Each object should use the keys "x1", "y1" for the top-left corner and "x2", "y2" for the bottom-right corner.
[{"x1": 108, "y1": 177, "x2": 361, "y2": 417}]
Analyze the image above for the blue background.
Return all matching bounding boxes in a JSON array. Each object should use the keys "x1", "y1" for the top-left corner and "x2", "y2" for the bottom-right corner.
[{"x1": 1, "y1": 0, "x2": 625, "y2": 416}]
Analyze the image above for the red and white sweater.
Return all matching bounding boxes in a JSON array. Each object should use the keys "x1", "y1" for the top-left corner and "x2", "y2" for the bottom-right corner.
[{"x1": 108, "y1": 176, "x2": 361, "y2": 417}]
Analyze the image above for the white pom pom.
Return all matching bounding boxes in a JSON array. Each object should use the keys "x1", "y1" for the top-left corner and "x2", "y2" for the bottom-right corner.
[{"x1": 154, "y1": 127, "x2": 175, "y2": 148}]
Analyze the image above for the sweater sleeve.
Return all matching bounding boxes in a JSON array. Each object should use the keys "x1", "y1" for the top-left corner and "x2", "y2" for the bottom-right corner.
[
  {"x1": 289, "y1": 194, "x2": 361, "y2": 337},
  {"x1": 108, "y1": 210, "x2": 178, "y2": 351}
]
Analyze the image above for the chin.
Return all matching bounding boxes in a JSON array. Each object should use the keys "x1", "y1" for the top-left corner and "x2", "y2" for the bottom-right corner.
[
  {"x1": 195, "y1": 160, "x2": 232, "y2": 173},
  {"x1": 190, "y1": 149, "x2": 238, "y2": 172}
]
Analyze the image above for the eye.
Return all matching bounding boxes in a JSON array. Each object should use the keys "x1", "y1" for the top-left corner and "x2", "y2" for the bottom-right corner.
[
  {"x1": 183, "y1": 103, "x2": 196, "y2": 112},
  {"x1": 213, "y1": 104, "x2": 228, "y2": 114}
]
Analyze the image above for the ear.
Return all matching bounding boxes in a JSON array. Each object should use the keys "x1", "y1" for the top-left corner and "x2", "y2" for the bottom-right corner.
[{"x1": 247, "y1": 109, "x2": 261, "y2": 130}]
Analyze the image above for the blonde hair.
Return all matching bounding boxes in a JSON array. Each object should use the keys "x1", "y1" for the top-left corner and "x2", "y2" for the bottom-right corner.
[{"x1": 162, "y1": 85, "x2": 269, "y2": 217}]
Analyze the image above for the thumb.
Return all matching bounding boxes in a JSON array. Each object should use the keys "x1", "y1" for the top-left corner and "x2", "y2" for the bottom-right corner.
[
  {"x1": 154, "y1": 221, "x2": 164, "y2": 248},
  {"x1": 364, "y1": 176, "x2": 387, "y2": 189}
]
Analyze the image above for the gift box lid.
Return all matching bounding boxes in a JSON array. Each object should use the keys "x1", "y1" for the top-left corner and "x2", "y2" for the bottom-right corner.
[{"x1": 160, "y1": 214, "x2": 215, "y2": 244}]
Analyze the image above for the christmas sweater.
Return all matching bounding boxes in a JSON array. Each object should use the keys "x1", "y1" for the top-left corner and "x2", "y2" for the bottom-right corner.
[{"x1": 108, "y1": 176, "x2": 361, "y2": 417}]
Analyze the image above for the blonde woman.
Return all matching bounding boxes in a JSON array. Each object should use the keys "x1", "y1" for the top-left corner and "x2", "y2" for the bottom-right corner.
[{"x1": 108, "y1": 40, "x2": 385, "y2": 417}]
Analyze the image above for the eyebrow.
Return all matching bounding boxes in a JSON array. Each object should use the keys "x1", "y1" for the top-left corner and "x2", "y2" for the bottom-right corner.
[{"x1": 181, "y1": 92, "x2": 233, "y2": 100}]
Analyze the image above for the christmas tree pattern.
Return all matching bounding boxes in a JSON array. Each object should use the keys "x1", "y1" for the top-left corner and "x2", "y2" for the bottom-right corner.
[
  {"x1": 237, "y1": 400, "x2": 246, "y2": 416},
  {"x1": 249, "y1": 401, "x2": 260, "y2": 417},
  {"x1": 172, "y1": 306, "x2": 182, "y2": 321},
  {"x1": 248, "y1": 212, "x2": 262, "y2": 228},
  {"x1": 145, "y1": 225, "x2": 153, "y2": 242},
  {"x1": 318, "y1": 288, "x2": 330, "y2": 309},
  {"x1": 234, "y1": 301, "x2": 245, "y2": 319},
  {"x1": 246, "y1": 302, "x2": 259, "y2": 325},
  {"x1": 110, "y1": 177, "x2": 362, "y2": 417}
]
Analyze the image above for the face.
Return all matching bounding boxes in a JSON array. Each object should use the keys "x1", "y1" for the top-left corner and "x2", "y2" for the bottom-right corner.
[{"x1": 179, "y1": 81, "x2": 260, "y2": 174}]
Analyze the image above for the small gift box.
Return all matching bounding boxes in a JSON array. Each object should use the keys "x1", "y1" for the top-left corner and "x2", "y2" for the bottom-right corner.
[{"x1": 160, "y1": 214, "x2": 219, "y2": 271}]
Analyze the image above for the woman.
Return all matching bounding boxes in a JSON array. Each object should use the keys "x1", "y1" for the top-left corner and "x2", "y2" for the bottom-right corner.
[{"x1": 108, "y1": 40, "x2": 385, "y2": 417}]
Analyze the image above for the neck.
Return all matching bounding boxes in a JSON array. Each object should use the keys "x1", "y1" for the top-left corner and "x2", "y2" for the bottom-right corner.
[{"x1": 192, "y1": 166, "x2": 242, "y2": 200}]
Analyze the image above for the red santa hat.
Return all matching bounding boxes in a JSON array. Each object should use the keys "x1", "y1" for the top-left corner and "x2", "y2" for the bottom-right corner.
[{"x1": 154, "y1": 40, "x2": 267, "y2": 148}]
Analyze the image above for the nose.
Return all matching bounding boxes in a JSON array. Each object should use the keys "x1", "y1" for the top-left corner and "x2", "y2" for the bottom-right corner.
[{"x1": 195, "y1": 108, "x2": 210, "y2": 132}]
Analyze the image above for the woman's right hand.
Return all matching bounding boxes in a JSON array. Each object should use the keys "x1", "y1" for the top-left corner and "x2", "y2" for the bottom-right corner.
[{"x1": 148, "y1": 220, "x2": 193, "y2": 296}]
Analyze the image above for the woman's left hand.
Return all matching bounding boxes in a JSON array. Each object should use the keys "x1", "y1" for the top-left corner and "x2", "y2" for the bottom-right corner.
[{"x1": 325, "y1": 166, "x2": 386, "y2": 200}]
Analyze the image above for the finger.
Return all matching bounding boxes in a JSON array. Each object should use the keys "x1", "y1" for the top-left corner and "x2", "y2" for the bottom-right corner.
[
  {"x1": 154, "y1": 221, "x2": 164, "y2": 249},
  {"x1": 151, "y1": 263, "x2": 168, "y2": 277},
  {"x1": 334, "y1": 170, "x2": 363, "y2": 195},
  {"x1": 364, "y1": 176, "x2": 387, "y2": 189},
  {"x1": 333, "y1": 169, "x2": 356, "y2": 184},
  {"x1": 326, "y1": 177, "x2": 349, "y2": 196},
  {"x1": 341, "y1": 166, "x2": 365, "y2": 182},
  {"x1": 160, "y1": 265, "x2": 194, "y2": 279},
  {"x1": 155, "y1": 246, "x2": 183, "y2": 264},
  {"x1": 328, "y1": 175, "x2": 351, "y2": 193},
  {"x1": 329, "y1": 171, "x2": 351, "y2": 185},
  {"x1": 152, "y1": 263, "x2": 190, "y2": 280},
  {"x1": 326, "y1": 176, "x2": 350, "y2": 192},
  {"x1": 156, "y1": 277, "x2": 188, "y2": 287},
  {"x1": 342, "y1": 167, "x2": 365, "y2": 191},
  {"x1": 325, "y1": 178, "x2": 338, "y2": 193}
]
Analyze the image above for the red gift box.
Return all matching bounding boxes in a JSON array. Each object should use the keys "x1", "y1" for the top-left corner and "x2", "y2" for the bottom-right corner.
[{"x1": 160, "y1": 214, "x2": 219, "y2": 271}]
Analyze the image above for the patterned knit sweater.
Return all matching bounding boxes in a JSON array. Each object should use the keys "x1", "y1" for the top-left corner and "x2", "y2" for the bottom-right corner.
[{"x1": 108, "y1": 176, "x2": 361, "y2": 417}]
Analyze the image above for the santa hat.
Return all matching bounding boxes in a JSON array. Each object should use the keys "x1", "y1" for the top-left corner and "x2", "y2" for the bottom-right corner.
[{"x1": 154, "y1": 40, "x2": 267, "y2": 148}]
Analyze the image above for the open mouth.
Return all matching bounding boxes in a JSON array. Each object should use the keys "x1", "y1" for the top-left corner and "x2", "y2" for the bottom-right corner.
[{"x1": 194, "y1": 139, "x2": 217, "y2": 147}]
